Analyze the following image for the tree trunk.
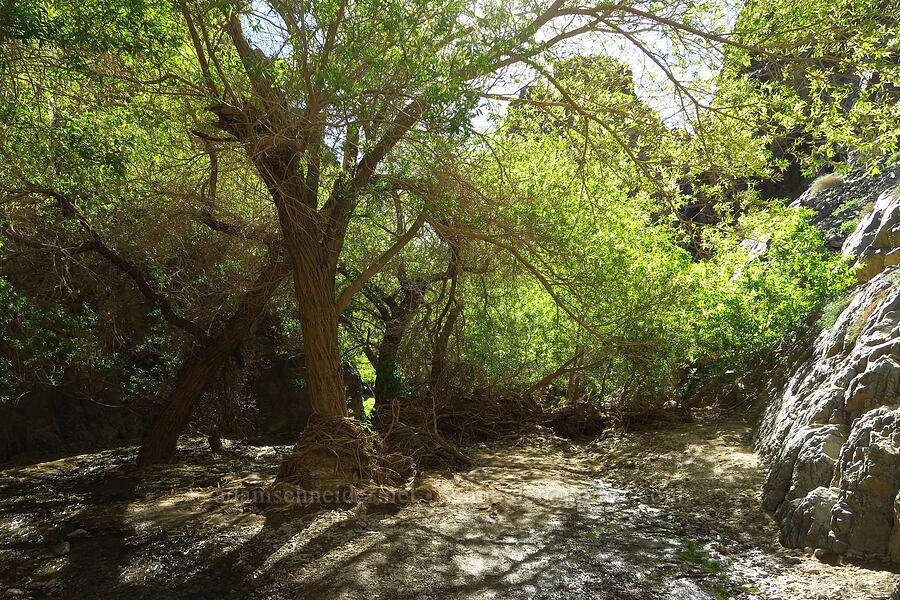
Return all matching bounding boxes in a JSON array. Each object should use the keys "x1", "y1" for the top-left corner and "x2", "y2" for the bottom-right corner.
[
  {"x1": 274, "y1": 246, "x2": 370, "y2": 494},
  {"x1": 373, "y1": 278, "x2": 426, "y2": 408},
  {"x1": 371, "y1": 329, "x2": 406, "y2": 432},
  {"x1": 136, "y1": 257, "x2": 289, "y2": 466},
  {"x1": 136, "y1": 339, "x2": 239, "y2": 465},
  {"x1": 373, "y1": 313, "x2": 410, "y2": 408},
  {"x1": 429, "y1": 299, "x2": 462, "y2": 392},
  {"x1": 208, "y1": 435, "x2": 224, "y2": 453},
  {"x1": 343, "y1": 363, "x2": 367, "y2": 420},
  {"x1": 293, "y1": 260, "x2": 348, "y2": 418},
  {"x1": 429, "y1": 229, "x2": 463, "y2": 392}
]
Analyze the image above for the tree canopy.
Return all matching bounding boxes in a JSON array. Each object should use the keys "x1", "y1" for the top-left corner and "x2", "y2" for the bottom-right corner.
[{"x1": 1, "y1": 0, "x2": 895, "y2": 472}]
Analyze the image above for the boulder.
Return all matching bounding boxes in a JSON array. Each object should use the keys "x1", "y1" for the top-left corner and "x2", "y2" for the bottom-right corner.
[
  {"x1": 52, "y1": 541, "x2": 70, "y2": 557},
  {"x1": 776, "y1": 486, "x2": 839, "y2": 550},
  {"x1": 65, "y1": 528, "x2": 90, "y2": 542},
  {"x1": 843, "y1": 186, "x2": 900, "y2": 281},
  {"x1": 755, "y1": 167, "x2": 900, "y2": 562},
  {"x1": 829, "y1": 408, "x2": 900, "y2": 560},
  {"x1": 791, "y1": 165, "x2": 900, "y2": 252}
]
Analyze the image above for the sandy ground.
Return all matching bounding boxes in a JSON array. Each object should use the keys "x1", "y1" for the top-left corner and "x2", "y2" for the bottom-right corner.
[
  {"x1": 588, "y1": 411, "x2": 900, "y2": 600},
  {"x1": 0, "y1": 414, "x2": 897, "y2": 599}
]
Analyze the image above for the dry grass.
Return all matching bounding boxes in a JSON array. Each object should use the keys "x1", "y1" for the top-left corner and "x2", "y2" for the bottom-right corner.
[
  {"x1": 809, "y1": 172, "x2": 845, "y2": 196},
  {"x1": 846, "y1": 284, "x2": 893, "y2": 343}
]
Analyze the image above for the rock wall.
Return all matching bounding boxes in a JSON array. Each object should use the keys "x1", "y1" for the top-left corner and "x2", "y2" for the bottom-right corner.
[
  {"x1": 1, "y1": 353, "x2": 313, "y2": 464},
  {"x1": 755, "y1": 165, "x2": 900, "y2": 562},
  {"x1": 0, "y1": 386, "x2": 147, "y2": 463},
  {"x1": 249, "y1": 355, "x2": 312, "y2": 441}
]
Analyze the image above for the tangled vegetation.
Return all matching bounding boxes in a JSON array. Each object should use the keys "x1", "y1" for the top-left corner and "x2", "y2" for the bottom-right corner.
[{"x1": 0, "y1": 0, "x2": 896, "y2": 483}]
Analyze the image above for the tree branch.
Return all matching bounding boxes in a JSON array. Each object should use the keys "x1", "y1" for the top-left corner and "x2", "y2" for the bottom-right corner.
[
  {"x1": 335, "y1": 211, "x2": 426, "y2": 313},
  {"x1": 11, "y1": 186, "x2": 211, "y2": 343}
]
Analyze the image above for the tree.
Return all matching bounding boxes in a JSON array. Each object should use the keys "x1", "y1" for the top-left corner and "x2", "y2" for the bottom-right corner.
[
  {"x1": 0, "y1": 3, "x2": 296, "y2": 464},
  {"x1": 175, "y1": 0, "x2": 756, "y2": 414},
  {"x1": 2, "y1": 0, "x2": 883, "y2": 485},
  {"x1": 720, "y1": 0, "x2": 900, "y2": 175},
  {"x1": 116, "y1": 0, "x2": 868, "y2": 484}
]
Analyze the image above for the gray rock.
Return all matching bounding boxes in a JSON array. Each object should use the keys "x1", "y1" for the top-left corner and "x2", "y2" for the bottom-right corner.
[
  {"x1": 891, "y1": 577, "x2": 900, "y2": 600},
  {"x1": 843, "y1": 186, "x2": 900, "y2": 281},
  {"x1": 793, "y1": 165, "x2": 900, "y2": 253},
  {"x1": 830, "y1": 408, "x2": 900, "y2": 561},
  {"x1": 52, "y1": 540, "x2": 70, "y2": 557},
  {"x1": 813, "y1": 547, "x2": 838, "y2": 562},
  {"x1": 754, "y1": 168, "x2": 900, "y2": 563},
  {"x1": 25, "y1": 580, "x2": 58, "y2": 593},
  {"x1": 65, "y1": 528, "x2": 89, "y2": 541},
  {"x1": 776, "y1": 486, "x2": 839, "y2": 549}
]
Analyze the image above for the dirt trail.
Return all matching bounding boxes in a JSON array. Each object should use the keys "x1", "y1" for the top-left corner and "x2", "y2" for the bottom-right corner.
[
  {"x1": 588, "y1": 413, "x2": 899, "y2": 600},
  {"x1": 0, "y1": 416, "x2": 896, "y2": 599}
]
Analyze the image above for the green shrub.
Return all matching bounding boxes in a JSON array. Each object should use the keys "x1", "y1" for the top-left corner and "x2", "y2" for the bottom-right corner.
[
  {"x1": 886, "y1": 150, "x2": 900, "y2": 168},
  {"x1": 818, "y1": 293, "x2": 852, "y2": 331}
]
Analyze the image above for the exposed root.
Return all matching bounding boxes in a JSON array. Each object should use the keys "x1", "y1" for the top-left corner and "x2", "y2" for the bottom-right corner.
[
  {"x1": 376, "y1": 386, "x2": 545, "y2": 469},
  {"x1": 268, "y1": 387, "x2": 685, "y2": 510},
  {"x1": 382, "y1": 423, "x2": 474, "y2": 469},
  {"x1": 608, "y1": 403, "x2": 693, "y2": 431},
  {"x1": 271, "y1": 414, "x2": 414, "y2": 508},
  {"x1": 542, "y1": 402, "x2": 605, "y2": 438}
]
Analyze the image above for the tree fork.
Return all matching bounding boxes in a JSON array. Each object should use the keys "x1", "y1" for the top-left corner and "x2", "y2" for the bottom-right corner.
[{"x1": 136, "y1": 257, "x2": 289, "y2": 466}]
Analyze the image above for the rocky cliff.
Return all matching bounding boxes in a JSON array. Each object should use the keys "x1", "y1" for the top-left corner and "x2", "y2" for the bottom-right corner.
[
  {"x1": 755, "y1": 164, "x2": 900, "y2": 562},
  {"x1": 0, "y1": 352, "x2": 312, "y2": 464}
]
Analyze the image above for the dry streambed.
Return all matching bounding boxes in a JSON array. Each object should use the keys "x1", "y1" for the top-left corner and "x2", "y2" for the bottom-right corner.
[{"x1": 0, "y1": 419, "x2": 895, "y2": 599}]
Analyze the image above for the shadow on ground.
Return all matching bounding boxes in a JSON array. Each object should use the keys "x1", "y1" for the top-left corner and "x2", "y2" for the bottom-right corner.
[{"x1": 0, "y1": 422, "x2": 895, "y2": 599}]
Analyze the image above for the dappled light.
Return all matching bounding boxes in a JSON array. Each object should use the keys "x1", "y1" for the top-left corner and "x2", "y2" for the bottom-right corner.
[
  {"x1": 2, "y1": 0, "x2": 900, "y2": 597},
  {"x1": 0, "y1": 428, "x2": 792, "y2": 599}
]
